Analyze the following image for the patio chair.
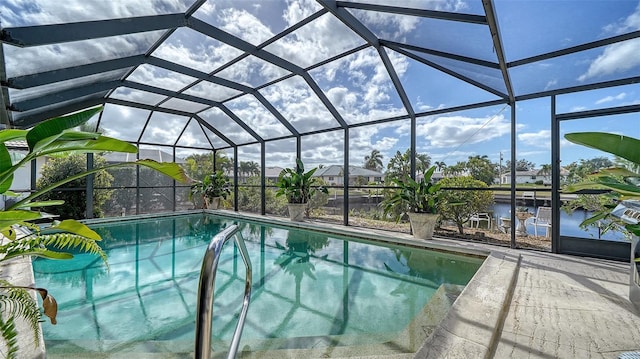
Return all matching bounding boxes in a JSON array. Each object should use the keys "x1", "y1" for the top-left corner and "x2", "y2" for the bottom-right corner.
[
  {"x1": 525, "y1": 206, "x2": 552, "y2": 237},
  {"x1": 469, "y1": 212, "x2": 491, "y2": 229}
]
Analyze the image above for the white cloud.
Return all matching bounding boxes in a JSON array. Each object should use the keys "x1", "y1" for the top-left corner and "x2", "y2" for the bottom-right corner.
[
  {"x1": 184, "y1": 81, "x2": 242, "y2": 102},
  {"x1": 300, "y1": 131, "x2": 344, "y2": 166},
  {"x1": 578, "y1": 4, "x2": 640, "y2": 81},
  {"x1": 197, "y1": 2, "x2": 216, "y2": 17},
  {"x1": 374, "y1": 136, "x2": 399, "y2": 151},
  {"x1": 127, "y1": 64, "x2": 197, "y2": 91},
  {"x1": 544, "y1": 79, "x2": 558, "y2": 91},
  {"x1": 326, "y1": 87, "x2": 358, "y2": 108},
  {"x1": 259, "y1": 76, "x2": 340, "y2": 132},
  {"x1": 226, "y1": 95, "x2": 292, "y2": 139},
  {"x1": 1, "y1": 0, "x2": 192, "y2": 26},
  {"x1": 151, "y1": 30, "x2": 243, "y2": 73},
  {"x1": 416, "y1": 114, "x2": 511, "y2": 148},
  {"x1": 5, "y1": 31, "x2": 164, "y2": 77},
  {"x1": 595, "y1": 92, "x2": 627, "y2": 104},
  {"x1": 352, "y1": 9, "x2": 419, "y2": 42},
  {"x1": 311, "y1": 48, "x2": 408, "y2": 123},
  {"x1": 518, "y1": 130, "x2": 551, "y2": 148},
  {"x1": 429, "y1": 150, "x2": 475, "y2": 163},
  {"x1": 282, "y1": 0, "x2": 321, "y2": 26},
  {"x1": 413, "y1": 97, "x2": 434, "y2": 112},
  {"x1": 138, "y1": 112, "x2": 191, "y2": 145},
  {"x1": 215, "y1": 55, "x2": 289, "y2": 87},
  {"x1": 578, "y1": 38, "x2": 640, "y2": 81},
  {"x1": 217, "y1": 8, "x2": 274, "y2": 45},
  {"x1": 199, "y1": 107, "x2": 256, "y2": 145},
  {"x1": 263, "y1": 13, "x2": 364, "y2": 68}
]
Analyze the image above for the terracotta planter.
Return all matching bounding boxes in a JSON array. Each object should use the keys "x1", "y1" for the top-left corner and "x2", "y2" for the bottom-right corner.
[
  {"x1": 287, "y1": 203, "x2": 307, "y2": 221},
  {"x1": 408, "y1": 212, "x2": 440, "y2": 240},
  {"x1": 205, "y1": 197, "x2": 221, "y2": 210}
]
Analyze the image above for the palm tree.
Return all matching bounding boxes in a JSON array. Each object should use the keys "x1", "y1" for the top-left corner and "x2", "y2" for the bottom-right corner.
[
  {"x1": 415, "y1": 152, "x2": 432, "y2": 176},
  {"x1": 434, "y1": 161, "x2": 447, "y2": 172},
  {"x1": 443, "y1": 161, "x2": 466, "y2": 176},
  {"x1": 238, "y1": 161, "x2": 250, "y2": 177},
  {"x1": 537, "y1": 164, "x2": 552, "y2": 177},
  {"x1": 214, "y1": 151, "x2": 232, "y2": 172},
  {"x1": 246, "y1": 161, "x2": 260, "y2": 177},
  {"x1": 364, "y1": 149, "x2": 383, "y2": 171}
]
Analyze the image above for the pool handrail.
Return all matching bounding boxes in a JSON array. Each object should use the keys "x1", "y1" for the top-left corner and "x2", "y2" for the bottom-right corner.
[{"x1": 195, "y1": 224, "x2": 253, "y2": 359}]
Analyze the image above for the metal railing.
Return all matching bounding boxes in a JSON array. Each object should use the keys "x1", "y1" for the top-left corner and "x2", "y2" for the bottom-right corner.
[{"x1": 195, "y1": 224, "x2": 252, "y2": 359}]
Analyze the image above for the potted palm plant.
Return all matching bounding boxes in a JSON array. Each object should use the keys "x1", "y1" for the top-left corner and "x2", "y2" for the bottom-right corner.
[
  {"x1": 381, "y1": 166, "x2": 443, "y2": 239},
  {"x1": 275, "y1": 159, "x2": 328, "y2": 221},
  {"x1": 190, "y1": 170, "x2": 230, "y2": 209}
]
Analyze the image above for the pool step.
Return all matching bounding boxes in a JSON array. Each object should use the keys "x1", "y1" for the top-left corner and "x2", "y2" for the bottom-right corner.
[
  {"x1": 45, "y1": 339, "x2": 192, "y2": 358},
  {"x1": 215, "y1": 283, "x2": 461, "y2": 359}
]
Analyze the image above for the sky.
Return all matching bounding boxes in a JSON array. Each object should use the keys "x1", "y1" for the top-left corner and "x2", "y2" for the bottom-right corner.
[{"x1": 2, "y1": 0, "x2": 640, "y2": 172}]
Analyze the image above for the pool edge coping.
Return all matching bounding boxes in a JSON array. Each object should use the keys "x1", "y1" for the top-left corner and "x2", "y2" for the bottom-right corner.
[{"x1": 413, "y1": 250, "x2": 521, "y2": 359}]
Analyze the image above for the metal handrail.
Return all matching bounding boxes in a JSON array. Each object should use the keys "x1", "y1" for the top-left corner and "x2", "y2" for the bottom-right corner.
[{"x1": 195, "y1": 224, "x2": 253, "y2": 359}]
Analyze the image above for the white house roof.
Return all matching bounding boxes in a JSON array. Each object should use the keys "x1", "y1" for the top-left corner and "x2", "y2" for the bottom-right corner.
[
  {"x1": 103, "y1": 148, "x2": 185, "y2": 164},
  {"x1": 314, "y1": 165, "x2": 383, "y2": 177}
]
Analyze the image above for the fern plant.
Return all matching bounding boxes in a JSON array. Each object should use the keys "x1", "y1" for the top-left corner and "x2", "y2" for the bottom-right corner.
[{"x1": 0, "y1": 106, "x2": 189, "y2": 357}]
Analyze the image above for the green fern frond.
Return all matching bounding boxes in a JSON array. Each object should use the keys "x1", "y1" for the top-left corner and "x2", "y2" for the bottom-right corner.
[
  {"x1": 0, "y1": 235, "x2": 47, "y2": 262},
  {"x1": 0, "y1": 232, "x2": 107, "y2": 266},
  {"x1": 0, "y1": 315, "x2": 19, "y2": 359},
  {"x1": 40, "y1": 233, "x2": 107, "y2": 265},
  {"x1": 0, "y1": 280, "x2": 41, "y2": 345},
  {"x1": 16, "y1": 222, "x2": 41, "y2": 233}
]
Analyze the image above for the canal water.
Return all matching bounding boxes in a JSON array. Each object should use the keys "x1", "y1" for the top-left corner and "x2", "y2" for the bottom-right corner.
[{"x1": 491, "y1": 203, "x2": 626, "y2": 241}]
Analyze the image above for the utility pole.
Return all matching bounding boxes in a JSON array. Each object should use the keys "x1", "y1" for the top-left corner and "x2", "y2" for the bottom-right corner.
[{"x1": 499, "y1": 152, "x2": 503, "y2": 184}]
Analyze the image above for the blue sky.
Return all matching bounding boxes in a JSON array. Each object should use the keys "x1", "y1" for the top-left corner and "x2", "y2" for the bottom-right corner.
[{"x1": 2, "y1": 0, "x2": 640, "y2": 171}]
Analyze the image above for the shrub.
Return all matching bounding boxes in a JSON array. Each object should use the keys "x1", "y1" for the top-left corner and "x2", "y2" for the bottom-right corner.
[
  {"x1": 437, "y1": 176, "x2": 494, "y2": 234},
  {"x1": 238, "y1": 176, "x2": 288, "y2": 215},
  {"x1": 36, "y1": 154, "x2": 113, "y2": 219}
]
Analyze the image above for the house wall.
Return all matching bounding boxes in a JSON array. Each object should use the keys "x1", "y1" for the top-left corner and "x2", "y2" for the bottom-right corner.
[
  {"x1": 501, "y1": 174, "x2": 551, "y2": 185},
  {"x1": 8, "y1": 156, "x2": 46, "y2": 191},
  {"x1": 2, "y1": 155, "x2": 46, "y2": 209},
  {"x1": 320, "y1": 175, "x2": 382, "y2": 186}
]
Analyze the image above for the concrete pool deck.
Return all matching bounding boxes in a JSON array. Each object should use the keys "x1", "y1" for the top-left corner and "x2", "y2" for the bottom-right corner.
[
  {"x1": 418, "y1": 236, "x2": 640, "y2": 359},
  {"x1": 3, "y1": 211, "x2": 640, "y2": 358}
]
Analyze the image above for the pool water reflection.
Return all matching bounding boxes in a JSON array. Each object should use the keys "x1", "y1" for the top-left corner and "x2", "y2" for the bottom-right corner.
[{"x1": 34, "y1": 214, "x2": 484, "y2": 356}]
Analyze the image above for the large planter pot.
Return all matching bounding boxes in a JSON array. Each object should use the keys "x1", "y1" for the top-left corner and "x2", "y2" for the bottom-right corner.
[
  {"x1": 408, "y1": 212, "x2": 440, "y2": 240},
  {"x1": 630, "y1": 236, "x2": 640, "y2": 310},
  {"x1": 205, "y1": 197, "x2": 221, "y2": 210},
  {"x1": 287, "y1": 203, "x2": 307, "y2": 222}
]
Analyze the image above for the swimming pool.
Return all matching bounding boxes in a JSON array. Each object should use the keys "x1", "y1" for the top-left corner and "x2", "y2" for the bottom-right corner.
[{"x1": 33, "y1": 213, "x2": 485, "y2": 357}]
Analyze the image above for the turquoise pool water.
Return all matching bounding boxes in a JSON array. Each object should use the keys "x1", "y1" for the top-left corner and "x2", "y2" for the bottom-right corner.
[{"x1": 33, "y1": 214, "x2": 484, "y2": 356}]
